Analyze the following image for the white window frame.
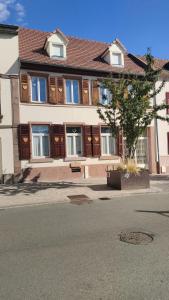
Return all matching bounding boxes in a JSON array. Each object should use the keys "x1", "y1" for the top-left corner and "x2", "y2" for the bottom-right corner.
[
  {"x1": 32, "y1": 126, "x2": 50, "y2": 158},
  {"x1": 65, "y1": 79, "x2": 80, "y2": 104},
  {"x1": 51, "y1": 43, "x2": 64, "y2": 58},
  {"x1": 101, "y1": 128, "x2": 116, "y2": 156},
  {"x1": 66, "y1": 127, "x2": 83, "y2": 157},
  {"x1": 31, "y1": 76, "x2": 47, "y2": 103},
  {"x1": 123, "y1": 135, "x2": 148, "y2": 167},
  {"x1": 99, "y1": 86, "x2": 111, "y2": 104},
  {"x1": 112, "y1": 52, "x2": 122, "y2": 66}
]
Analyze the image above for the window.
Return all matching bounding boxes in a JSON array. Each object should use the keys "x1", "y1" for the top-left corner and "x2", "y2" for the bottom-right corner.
[
  {"x1": 31, "y1": 77, "x2": 47, "y2": 103},
  {"x1": 124, "y1": 132, "x2": 148, "y2": 165},
  {"x1": 52, "y1": 44, "x2": 64, "y2": 58},
  {"x1": 100, "y1": 86, "x2": 112, "y2": 105},
  {"x1": 112, "y1": 53, "x2": 122, "y2": 66},
  {"x1": 66, "y1": 80, "x2": 79, "y2": 104},
  {"x1": 66, "y1": 127, "x2": 82, "y2": 156},
  {"x1": 32, "y1": 125, "x2": 49, "y2": 158},
  {"x1": 101, "y1": 127, "x2": 116, "y2": 156}
]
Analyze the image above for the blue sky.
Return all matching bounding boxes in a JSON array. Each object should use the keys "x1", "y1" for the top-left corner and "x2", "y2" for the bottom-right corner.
[{"x1": 0, "y1": 0, "x2": 169, "y2": 59}]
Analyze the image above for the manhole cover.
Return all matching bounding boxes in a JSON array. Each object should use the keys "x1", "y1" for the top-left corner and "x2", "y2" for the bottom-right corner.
[
  {"x1": 99, "y1": 197, "x2": 111, "y2": 200},
  {"x1": 119, "y1": 232, "x2": 153, "y2": 245},
  {"x1": 68, "y1": 194, "x2": 92, "y2": 205}
]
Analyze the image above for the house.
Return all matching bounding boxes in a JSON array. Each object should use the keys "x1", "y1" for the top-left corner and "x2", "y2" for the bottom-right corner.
[{"x1": 0, "y1": 23, "x2": 169, "y2": 183}]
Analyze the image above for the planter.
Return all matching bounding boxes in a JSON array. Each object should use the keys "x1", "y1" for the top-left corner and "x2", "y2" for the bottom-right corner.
[{"x1": 107, "y1": 169, "x2": 150, "y2": 190}]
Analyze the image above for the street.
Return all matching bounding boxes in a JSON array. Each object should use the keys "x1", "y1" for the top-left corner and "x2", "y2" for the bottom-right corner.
[{"x1": 0, "y1": 191, "x2": 169, "y2": 299}]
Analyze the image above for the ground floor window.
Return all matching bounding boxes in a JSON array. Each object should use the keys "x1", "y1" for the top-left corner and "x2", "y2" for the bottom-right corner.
[
  {"x1": 66, "y1": 127, "x2": 82, "y2": 157},
  {"x1": 32, "y1": 125, "x2": 49, "y2": 158},
  {"x1": 101, "y1": 127, "x2": 116, "y2": 156},
  {"x1": 124, "y1": 133, "x2": 148, "y2": 165}
]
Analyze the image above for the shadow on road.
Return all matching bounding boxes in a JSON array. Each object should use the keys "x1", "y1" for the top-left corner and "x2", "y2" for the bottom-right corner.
[{"x1": 136, "y1": 209, "x2": 169, "y2": 218}]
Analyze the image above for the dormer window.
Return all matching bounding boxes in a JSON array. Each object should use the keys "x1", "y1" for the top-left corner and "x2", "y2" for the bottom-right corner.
[
  {"x1": 52, "y1": 43, "x2": 64, "y2": 58},
  {"x1": 44, "y1": 28, "x2": 69, "y2": 60},
  {"x1": 112, "y1": 53, "x2": 122, "y2": 66}
]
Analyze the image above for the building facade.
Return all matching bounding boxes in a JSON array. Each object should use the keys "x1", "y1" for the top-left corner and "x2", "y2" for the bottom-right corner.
[{"x1": 0, "y1": 24, "x2": 169, "y2": 182}]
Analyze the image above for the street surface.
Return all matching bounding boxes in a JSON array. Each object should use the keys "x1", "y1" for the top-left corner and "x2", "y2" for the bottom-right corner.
[{"x1": 0, "y1": 189, "x2": 169, "y2": 299}]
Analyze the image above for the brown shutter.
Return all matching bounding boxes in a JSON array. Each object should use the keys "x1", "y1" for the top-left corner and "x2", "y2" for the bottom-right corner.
[
  {"x1": 117, "y1": 131, "x2": 123, "y2": 157},
  {"x1": 83, "y1": 125, "x2": 92, "y2": 157},
  {"x1": 82, "y1": 79, "x2": 89, "y2": 105},
  {"x1": 92, "y1": 126, "x2": 101, "y2": 157},
  {"x1": 18, "y1": 124, "x2": 30, "y2": 160},
  {"x1": 20, "y1": 74, "x2": 30, "y2": 103},
  {"x1": 166, "y1": 92, "x2": 169, "y2": 114},
  {"x1": 50, "y1": 124, "x2": 65, "y2": 158},
  {"x1": 48, "y1": 76, "x2": 57, "y2": 104},
  {"x1": 92, "y1": 80, "x2": 99, "y2": 106},
  {"x1": 57, "y1": 77, "x2": 65, "y2": 104},
  {"x1": 167, "y1": 132, "x2": 169, "y2": 155}
]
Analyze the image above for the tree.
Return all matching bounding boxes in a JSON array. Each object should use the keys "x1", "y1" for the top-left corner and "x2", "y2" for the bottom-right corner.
[{"x1": 97, "y1": 49, "x2": 169, "y2": 160}]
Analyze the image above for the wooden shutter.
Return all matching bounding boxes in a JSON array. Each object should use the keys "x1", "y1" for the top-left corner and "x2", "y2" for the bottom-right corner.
[
  {"x1": 57, "y1": 77, "x2": 65, "y2": 104},
  {"x1": 18, "y1": 124, "x2": 30, "y2": 160},
  {"x1": 50, "y1": 124, "x2": 65, "y2": 158},
  {"x1": 92, "y1": 126, "x2": 101, "y2": 157},
  {"x1": 82, "y1": 79, "x2": 89, "y2": 105},
  {"x1": 20, "y1": 74, "x2": 30, "y2": 103},
  {"x1": 83, "y1": 126, "x2": 92, "y2": 157},
  {"x1": 48, "y1": 76, "x2": 57, "y2": 104},
  {"x1": 166, "y1": 92, "x2": 169, "y2": 114},
  {"x1": 117, "y1": 131, "x2": 123, "y2": 157},
  {"x1": 92, "y1": 80, "x2": 99, "y2": 106}
]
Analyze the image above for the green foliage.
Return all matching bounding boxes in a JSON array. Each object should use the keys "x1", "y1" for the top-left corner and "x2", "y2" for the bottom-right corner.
[{"x1": 97, "y1": 49, "x2": 169, "y2": 159}]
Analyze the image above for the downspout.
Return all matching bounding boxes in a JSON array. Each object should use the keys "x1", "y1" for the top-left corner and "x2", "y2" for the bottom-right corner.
[{"x1": 153, "y1": 86, "x2": 160, "y2": 174}]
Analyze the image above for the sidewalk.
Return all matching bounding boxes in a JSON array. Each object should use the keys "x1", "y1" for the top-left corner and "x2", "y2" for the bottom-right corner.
[{"x1": 0, "y1": 177, "x2": 165, "y2": 209}]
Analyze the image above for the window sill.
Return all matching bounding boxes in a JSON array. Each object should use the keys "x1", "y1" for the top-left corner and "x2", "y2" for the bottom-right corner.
[
  {"x1": 30, "y1": 158, "x2": 53, "y2": 163},
  {"x1": 64, "y1": 157, "x2": 86, "y2": 162},
  {"x1": 99, "y1": 155, "x2": 120, "y2": 160}
]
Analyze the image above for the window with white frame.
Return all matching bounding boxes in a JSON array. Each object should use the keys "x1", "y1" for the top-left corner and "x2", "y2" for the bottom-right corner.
[
  {"x1": 31, "y1": 77, "x2": 47, "y2": 103},
  {"x1": 66, "y1": 79, "x2": 79, "y2": 104},
  {"x1": 32, "y1": 125, "x2": 49, "y2": 158},
  {"x1": 52, "y1": 43, "x2": 64, "y2": 58},
  {"x1": 124, "y1": 133, "x2": 148, "y2": 165},
  {"x1": 100, "y1": 85, "x2": 112, "y2": 105},
  {"x1": 101, "y1": 127, "x2": 116, "y2": 156},
  {"x1": 66, "y1": 127, "x2": 82, "y2": 156},
  {"x1": 112, "y1": 53, "x2": 122, "y2": 66}
]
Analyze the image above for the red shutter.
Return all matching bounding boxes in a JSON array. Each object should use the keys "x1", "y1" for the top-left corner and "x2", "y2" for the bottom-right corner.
[
  {"x1": 167, "y1": 132, "x2": 169, "y2": 155},
  {"x1": 166, "y1": 93, "x2": 169, "y2": 114},
  {"x1": 117, "y1": 131, "x2": 123, "y2": 157},
  {"x1": 82, "y1": 79, "x2": 89, "y2": 105},
  {"x1": 83, "y1": 125, "x2": 92, "y2": 157},
  {"x1": 50, "y1": 124, "x2": 65, "y2": 158},
  {"x1": 48, "y1": 76, "x2": 57, "y2": 104},
  {"x1": 92, "y1": 80, "x2": 99, "y2": 106},
  {"x1": 20, "y1": 74, "x2": 30, "y2": 103},
  {"x1": 57, "y1": 77, "x2": 65, "y2": 104},
  {"x1": 18, "y1": 124, "x2": 30, "y2": 160},
  {"x1": 92, "y1": 126, "x2": 101, "y2": 157}
]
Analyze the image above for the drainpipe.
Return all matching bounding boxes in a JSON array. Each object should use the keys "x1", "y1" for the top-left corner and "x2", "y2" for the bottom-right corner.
[{"x1": 153, "y1": 88, "x2": 160, "y2": 174}]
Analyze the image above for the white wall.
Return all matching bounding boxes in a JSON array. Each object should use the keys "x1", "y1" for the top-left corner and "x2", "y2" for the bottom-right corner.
[
  {"x1": 155, "y1": 80, "x2": 169, "y2": 156},
  {"x1": 20, "y1": 103, "x2": 101, "y2": 124},
  {"x1": 0, "y1": 33, "x2": 19, "y2": 75},
  {"x1": 0, "y1": 129, "x2": 14, "y2": 174},
  {"x1": 0, "y1": 78, "x2": 13, "y2": 126}
]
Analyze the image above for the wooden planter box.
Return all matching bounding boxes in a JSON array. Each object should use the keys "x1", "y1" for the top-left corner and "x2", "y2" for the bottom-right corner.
[{"x1": 107, "y1": 169, "x2": 150, "y2": 190}]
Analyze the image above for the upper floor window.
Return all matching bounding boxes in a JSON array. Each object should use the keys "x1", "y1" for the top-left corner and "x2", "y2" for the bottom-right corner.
[
  {"x1": 66, "y1": 79, "x2": 79, "y2": 104},
  {"x1": 52, "y1": 43, "x2": 64, "y2": 58},
  {"x1": 100, "y1": 86, "x2": 112, "y2": 105},
  {"x1": 112, "y1": 53, "x2": 122, "y2": 66},
  {"x1": 31, "y1": 77, "x2": 47, "y2": 103},
  {"x1": 32, "y1": 125, "x2": 49, "y2": 158},
  {"x1": 66, "y1": 127, "x2": 82, "y2": 157},
  {"x1": 101, "y1": 127, "x2": 116, "y2": 156}
]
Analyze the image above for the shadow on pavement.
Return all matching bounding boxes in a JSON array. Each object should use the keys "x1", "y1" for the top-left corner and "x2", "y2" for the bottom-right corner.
[{"x1": 136, "y1": 209, "x2": 169, "y2": 218}]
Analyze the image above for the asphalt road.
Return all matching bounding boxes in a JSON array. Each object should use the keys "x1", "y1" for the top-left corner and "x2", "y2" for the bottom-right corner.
[{"x1": 0, "y1": 192, "x2": 169, "y2": 300}]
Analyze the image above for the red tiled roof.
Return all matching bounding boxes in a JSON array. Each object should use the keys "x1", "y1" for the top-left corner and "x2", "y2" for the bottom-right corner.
[{"x1": 19, "y1": 27, "x2": 168, "y2": 75}]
